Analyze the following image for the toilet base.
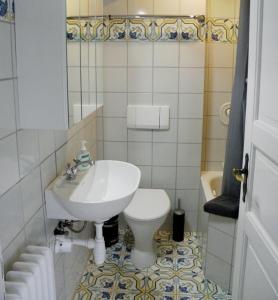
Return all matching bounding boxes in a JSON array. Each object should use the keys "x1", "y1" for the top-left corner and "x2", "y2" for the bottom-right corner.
[{"x1": 131, "y1": 248, "x2": 156, "y2": 269}]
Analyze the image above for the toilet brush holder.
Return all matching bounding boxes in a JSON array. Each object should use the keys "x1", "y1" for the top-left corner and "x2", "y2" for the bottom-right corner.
[{"x1": 173, "y1": 199, "x2": 185, "y2": 242}]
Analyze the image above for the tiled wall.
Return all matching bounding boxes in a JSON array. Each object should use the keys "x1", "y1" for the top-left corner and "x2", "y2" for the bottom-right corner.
[
  {"x1": 202, "y1": 0, "x2": 240, "y2": 171},
  {"x1": 0, "y1": 1, "x2": 99, "y2": 299},
  {"x1": 99, "y1": 0, "x2": 207, "y2": 231}
]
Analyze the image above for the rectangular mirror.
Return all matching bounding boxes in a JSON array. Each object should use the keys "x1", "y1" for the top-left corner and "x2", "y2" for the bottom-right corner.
[{"x1": 66, "y1": 0, "x2": 102, "y2": 128}]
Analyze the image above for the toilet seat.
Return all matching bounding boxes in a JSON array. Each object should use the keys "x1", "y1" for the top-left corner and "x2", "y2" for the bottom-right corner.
[{"x1": 124, "y1": 189, "x2": 171, "y2": 221}]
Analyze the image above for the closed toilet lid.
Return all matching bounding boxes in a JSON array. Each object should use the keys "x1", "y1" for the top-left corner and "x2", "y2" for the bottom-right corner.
[{"x1": 124, "y1": 189, "x2": 171, "y2": 221}]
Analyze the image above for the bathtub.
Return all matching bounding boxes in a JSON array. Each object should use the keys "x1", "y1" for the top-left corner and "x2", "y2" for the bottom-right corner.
[{"x1": 198, "y1": 171, "x2": 237, "y2": 293}]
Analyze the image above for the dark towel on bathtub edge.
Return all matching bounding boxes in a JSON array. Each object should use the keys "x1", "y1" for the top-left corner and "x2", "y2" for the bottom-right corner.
[{"x1": 203, "y1": 195, "x2": 239, "y2": 219}]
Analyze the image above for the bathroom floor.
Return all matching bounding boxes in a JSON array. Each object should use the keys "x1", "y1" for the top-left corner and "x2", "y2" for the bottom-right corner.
[{"x1": 73, "y1": 231, "x2": 232, "y2": 300}]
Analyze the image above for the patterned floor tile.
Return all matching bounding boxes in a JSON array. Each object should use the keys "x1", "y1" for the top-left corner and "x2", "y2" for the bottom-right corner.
[{"x1": 72, "y1": 231, "x2": 231, "y2": 300}]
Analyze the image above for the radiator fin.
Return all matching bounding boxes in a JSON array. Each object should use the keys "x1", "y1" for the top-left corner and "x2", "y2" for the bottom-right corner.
[{"x1": 5, "y1": 246, "x2": 56, "y2": 300}]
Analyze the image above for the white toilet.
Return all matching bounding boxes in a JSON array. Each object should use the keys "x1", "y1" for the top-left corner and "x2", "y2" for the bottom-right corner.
[{"x1": 123, "y1": 188, "x2": 171, "y2": 269}]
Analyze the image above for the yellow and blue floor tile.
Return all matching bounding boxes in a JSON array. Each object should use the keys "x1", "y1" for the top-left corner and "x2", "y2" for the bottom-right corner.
[{"x1": 73, "y1": 231, "x2": 232, "y2": 300}]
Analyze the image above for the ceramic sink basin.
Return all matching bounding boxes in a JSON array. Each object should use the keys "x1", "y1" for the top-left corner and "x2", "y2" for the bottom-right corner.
[{"x1": 46, "y1": 160, "x2": 141, "y2": 223}]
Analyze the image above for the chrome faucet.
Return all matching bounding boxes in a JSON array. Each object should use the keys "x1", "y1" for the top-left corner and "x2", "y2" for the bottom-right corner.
[{"x1": 64, "y1": 159, "x2": 93, "y2": 181}]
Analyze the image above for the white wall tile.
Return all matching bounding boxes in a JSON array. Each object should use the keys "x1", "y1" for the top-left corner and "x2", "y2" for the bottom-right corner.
[
  {"x1": 67, "y1": 42, "x2": 81, "y2": 67},
  {"x1": 88, "y1": 43, "x2": 96, "y2": 67},
  {"x1": 154, "y1": 43, "x2": 179, "y2": 67},
  {"x1": 153, "y1": 119, "x2": 178, "y2": 143},
  {"x1": 0, "y1": 184, "x2": 24, "y2": 249},
  {"x1": 208, "y1": 0, "x2": 235, "y2": 18},
  {"x1": 0, "y1": 133, "x2": 19, "y2": 195},
  {"x1": 10, "y1": 24, "x2": 17, "y2": 77},
  {"x1": 209, "y1": 214, "x2": 236, "y2": 237},
  {"x1": 68, "y1": 67, "x2": 81, "y2": 92},
  {"x1": 54, "y1": 130, "x2": 68, "y2": 149},
  {"x1": 128, "y1": 68, "x2": 152, "y2": 93},
  {"x1": 207, "y1": 226, "x2": 234, "y2": 263},
  {"x1": 179, "y1": 68, "x2": 205, "y2": 93},
  {"x1": 20, "y1": 167, "x2": 43, "y2": 223},
  {"x1": 81, "y1": 67, "x2": 96, "y2": 92},
  {"x1": 128, "y1": 129, "x2": 152, "y2": 142},
  {"x1": 206, "y1": 92, "x2": 231, "y2": 116},
  {"x1": 180, "y1": 0, "x2": 206, "y2": 15},
  {"x1": 128, "y1": 0, "x2": 154, "y2": 15},
  {"x1": 178, "y1": 119, "x2": 203, "y2": 143},
  {"x1": 81, "y1": 42, "x2": 90, "y2": 67},
  {"x1": 3, "y1": 230, "x2": 26, "y2": 271},
  {"x1": 90, "y1": 0, "x2": 104, "y2": 16},
  {"x1": 100, "y1": 42, "x2": 127, "y2": 67},
  {"x1": 0, "y1": 79, "x2": 16, "y2": 139},
  {"x1": 25, "y1": 207, "x2": 47, "y2": 246},
  {"x1": 153, "y1": 143, "x2": 177, "y2": 166},
  {"x1": 205, "y1": 116, "x2": 228, "y2": 139},
  {"x1": 67, "y1": 0, "x2": 80, "y2": 17},
  {"x1": 18, "y1": 129, "x2": 40, "y2": 177},
  {"x1": 176, "y1": 166, "x2": 200, "y2": 189},
  {"x1": 103, "y1": 117, "x2": 127, "y2": 141},
  {"x1": 154, "y1": 0, "x2": 179, "y2": 15},
  {"x1": 128, "y1": 142, "x2": 152, "y2": 165},
  {"x1": 177, "y1": 143, "x2": 202, "y2": 166},
  {"x1": 207, "y1": 68, "x2": 233, "y2": 92},
  {"x1": 154, "y1": 68, "x2": 179, "y2": 93},
  {"x1": 180, "y1": 42, "x2": 205, "y2": 68},
  {"x1": 176, "y1": 189, "x2": 199, "y2": 211},
  {"x1": 55, "y1": 143, "x2": 67, "y2": 175},
  {"x1": 38, "y1": 130, "x2": 56, "y2": 162},
  {"x1": 79, "y1": 0, "x2": 90, "y2": 16},
  {"x1": 128, "y1": 42, "x2": 153, "y2": 67},
  {"x1": 55, "y1": 256, "x2": 65, "y2": 299},
  {"x1": 97, "y1": 141, "x2": 104, "y2": 160},
  {"x1": 153, "y1": 93, "x2": 178, "y2": 119},
  {"x1": 104, "y1": 0, "x2": 127, "y2": 14},
  {"x1": 207, "y1": 43, "x2": 234, "y2": 68},
  {"x1": 40, "y1": 153, "x2": 57, "y2": 191},
  {"x1": 128, "y1": 93, "x2": 152, "y2": 105},
  {"x1": 97, "y1": 116, "x2": 104, "y2": 140},
  {"x1": 152, "y1": 166, "x2": 176, "y2": 189},
  {"x1": 178, "y1": 93, "x2": 204, "y2": 118},
  {"x1": 104, "y1": 141, "x2": 127, "y2": 161},
  {"x1": 96, "y1": 67, "x2": 104, "y2": 92},
  {"x1": 0, "y1": 23, "x2": 12, "y2": 79},
  {"x1": 205, "y1": 253, "x2": 231, "y2": 292},
  {"x1": 103, "y1": 93, "x2": 127, "y2": 117},
  {"x1": 184, "y1": 211, "x2": 198, "y2": 231},
  {"x1": 137, "y1": 165, "x2": 152, "y2": 188},
  {"x1": 205, "y1": 139, "x2": 226, "y2": 162},
  {"x1": 102, "y1": 67, "x2": 127, "y2": 92}
]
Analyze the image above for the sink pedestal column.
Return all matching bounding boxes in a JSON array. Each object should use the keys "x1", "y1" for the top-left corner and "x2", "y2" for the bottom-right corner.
[{"x1": 94, "y1": 223, "x2": 106, "y2": 266}]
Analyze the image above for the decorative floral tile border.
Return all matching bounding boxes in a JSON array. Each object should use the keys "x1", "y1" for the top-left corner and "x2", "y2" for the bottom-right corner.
[
  {"x1": 67, "y1": 16, "x2": 238, "y2": 43},
  {"x1": 0, "y1": 0, "x2": 14, "y2": 22},
  {"x1": 206, "y1": 17, "x2": 238, "y2": 43}
]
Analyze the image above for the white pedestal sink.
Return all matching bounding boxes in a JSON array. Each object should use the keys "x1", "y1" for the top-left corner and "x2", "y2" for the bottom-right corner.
[{"x1": 45, "y1": 160, "x2": 141, "y2": 265}]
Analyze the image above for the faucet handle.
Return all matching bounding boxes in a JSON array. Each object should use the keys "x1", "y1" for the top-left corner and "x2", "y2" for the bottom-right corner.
[
  {"x1": 64, "y1": 162, "x2": 77, "y2": 180},
  {"x1": 73, "y1": 158, "x2": 80, "y2": 165},
  {"x1": 65, "y1": 163, "x2": 71, "y2": 170}
]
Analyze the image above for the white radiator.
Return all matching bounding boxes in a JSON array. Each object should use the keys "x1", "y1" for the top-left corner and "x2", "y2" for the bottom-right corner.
[{"x1": 4, "y1": 246, "x2": 56, "y2": 300}]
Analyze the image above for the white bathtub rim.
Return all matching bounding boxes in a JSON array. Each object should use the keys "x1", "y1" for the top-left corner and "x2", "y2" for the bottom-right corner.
[{"x1": 201, "y1": 171, "x2": 223, "y2": 202}]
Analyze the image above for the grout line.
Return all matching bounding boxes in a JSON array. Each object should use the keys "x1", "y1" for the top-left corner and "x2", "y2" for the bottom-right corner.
[
  {"x1": 0, "y1": 130, "x2": 17, "y2": 141},
  {"x1": 0, "y1": 76, "x2": 17, "y2": 82},
  {"x1": 3, "y1": 203, "x2": 45, "y2": 252}
]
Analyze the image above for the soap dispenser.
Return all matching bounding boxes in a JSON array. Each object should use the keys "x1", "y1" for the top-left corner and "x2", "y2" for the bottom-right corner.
[{"x1": 76, "y1": 140, "x2": 92, "y2": 171}]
